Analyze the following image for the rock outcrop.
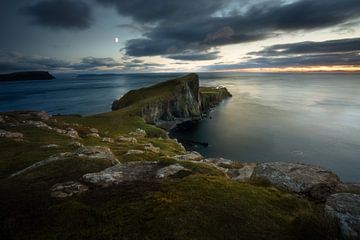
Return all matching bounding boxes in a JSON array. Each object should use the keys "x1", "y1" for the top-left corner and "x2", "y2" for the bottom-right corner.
[
  {"x1": 325, "y1": 193, "x2": 360, "y2": 237},
  {"x1": 112, "y1": 74, "x2": 231, "y2": 130},
  {"x1": 50, "y1": 181, "x2": 89, "y2": 198},
  {"x1": 252, "y1": 162, "x2": 340, "y2": 201},
  {"x1": 0, "y1": 71, "x2": 55, "y2": 81},
  {"x1": 82, "y1": 161, "x2": 160, "y2": 187}
]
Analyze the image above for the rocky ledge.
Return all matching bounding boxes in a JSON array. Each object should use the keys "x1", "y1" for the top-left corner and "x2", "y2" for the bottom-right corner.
[{"x1": 112, "y1": 73, "x2": 231, "y2": 130}]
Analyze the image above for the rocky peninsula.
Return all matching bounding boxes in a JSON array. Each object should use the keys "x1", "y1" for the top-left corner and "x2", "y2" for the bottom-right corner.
[
  {"x1": 0, "y1": 71, "x2": 55, "y2": 81},
  {"x1": 0, "y1": 74, "x2": 359, "y2": 240}
]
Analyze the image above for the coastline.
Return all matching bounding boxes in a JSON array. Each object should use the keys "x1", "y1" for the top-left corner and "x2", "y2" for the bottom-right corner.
[{"x1": 0, "y1": 73, "x2": 359, "y2": 239}]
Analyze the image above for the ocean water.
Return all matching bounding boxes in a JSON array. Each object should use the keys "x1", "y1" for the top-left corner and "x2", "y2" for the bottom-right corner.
[{"x1": 1, "y1": 72, "x2": 360, "y2": 182}]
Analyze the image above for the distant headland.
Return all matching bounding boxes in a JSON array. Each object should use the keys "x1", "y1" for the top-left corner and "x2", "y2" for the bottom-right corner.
[{"x1": 0, "y1": 71, "x2": 55, "y2": 81}]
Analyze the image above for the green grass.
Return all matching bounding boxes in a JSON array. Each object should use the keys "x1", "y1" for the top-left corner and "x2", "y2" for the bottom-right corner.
[{"x1": 0, "y1": 175, "x2": 340, "y2": 240}]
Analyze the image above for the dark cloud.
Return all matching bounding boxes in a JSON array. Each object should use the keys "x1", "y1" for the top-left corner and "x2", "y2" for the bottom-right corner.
[
  {"x1": 0, "y1": 53, "x2": 123, "y2": 73},
  {"x1": 96, "y1": 0, "x2": 229, "y2": 23},
  {"x1": 0, "y1": 52, "x2": 71, "y2": 73},
  {"x1": 23, "y1": 0, "x2": 93, "y2": 30},
  {"x1": 103, "y1": 0, "x2": 360, "y2": 59},
  {"x1": 71, "y1": 57, "x2": 121, "y2": 70},
  {"x1": 250, "y1": 38, "x2": 360, "y2": 56},
  {"x1": 167, "y1": 51, "x2": 220, "y2": 61},
  {"x1": 0, "y1": 52, "x2": 166, "y2": 73},
  {"x1": 205, "y1": 37, "x2": 360, "y2": 70}
]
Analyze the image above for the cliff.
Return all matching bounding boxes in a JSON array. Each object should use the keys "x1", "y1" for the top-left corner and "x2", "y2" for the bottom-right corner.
[
  {"x1": 0, "y1": 71, "x2": 55, "y2": 81},
  {"x1": 112, "y1": 73, "x2": 231, "y2": 129}
]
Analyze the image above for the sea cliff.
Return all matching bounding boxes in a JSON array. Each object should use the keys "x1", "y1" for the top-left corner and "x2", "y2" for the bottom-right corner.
[{"x1": 112, "y1": 73, "x2": 231, "y2": 129}]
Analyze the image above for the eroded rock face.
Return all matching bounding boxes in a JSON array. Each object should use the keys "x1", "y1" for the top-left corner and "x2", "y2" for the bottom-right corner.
[
  {"x1": 156, "y1": 164, "x2": 190, "y2": 178},
  {"x1": 252, "y1": 162, "x2": 340, "y2": 200},
  {"x1": 50, "y1": 181, "x2": 88, "y2": 198},
  {"x1": 173, "y1": 151, "x2": 204, "y2": 161},
  {"x1": 113, "y1": 74, "x2": 201, "y2": 124},
  {"x1": 325, "y1": 193, "x2": 360, "y2": 237},
  {"x1": 82, "y1": 161, "x2": 160, "y2": 187}
]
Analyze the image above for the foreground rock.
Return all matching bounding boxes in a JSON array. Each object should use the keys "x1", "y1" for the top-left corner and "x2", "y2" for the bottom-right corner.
[
  {"x1": 50, "y1": 181, "x2": 88, "y2": 198},
  {"x1": 10, "y1": 146, "x2": 118, "y2": 177},
  {"x1": 325, "y1": 193, "x2": 360, "y2": 237},
  {"x1": 156, "y1": 164, "x2": 191, "y2": 178},
  {"x1": 252, "y1": 162, "x2": 340, "y2": 201},
  {"x1": 173, "y1": 151, "x2": 204, "y2": 161},
  {"x1": 0, "y1": 129, "x2": 24, "y2": 139},
  {"x1": 82, "y1": 161, "x2": 160, "y2": 187}
]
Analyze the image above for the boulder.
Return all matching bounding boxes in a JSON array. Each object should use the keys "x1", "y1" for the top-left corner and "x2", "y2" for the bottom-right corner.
[
  {"x1": 156, "y1": 164, "x2": 190, "y2": 178},
  {"x1": 68, "y1": 141, "x2": 84, "y2": 148},
  {"x1": 203, "y1": 158, "x2": 255, "y2": 181},
  {"x1": 129, "y1": 128, "x2": 147, "y2": 137},
  {"x1": 0, "y1": 129, "x2": 24, "y2": 139},
  {"x1": 252, "y1": 162, "x2": 340, "y2": 200},
  {"x1": 22, "y1": 120, "x2": 51, "y2": 129},
  {"x1": 173, "y1": 151, "x2": 203, "y2": 161},
  {"x1": 41, "y1": 144, "x2": 59, "y2": 148},
  {"x1": 101, "y1": 137, "x2": 114, "y2": 143},
  {"x1": 87, "y1": 133, "x2": 100, "y2": 138},
  {"x1": 125, "y1": 149, "x2": 144, "y2": 155},
  {"x1": 75, "y1": 146, "x2": 118, "y2": 163},
  {"x1": 116, "y1": 136, "x2": 137, "y2": 144},
  {"x1": 50, "y1": 181, "x2": 88, "y2": 198},
  {"x1": 143, "y1": 143, "x2": 160, "y2": 153},
  {"x1": 89, "y1": 128, "x2": 99, "y2": 133},
  {"x1": 325, "y1": 193, "x2": 360, "y2": 237},
  {"x1": 55, "y1": 128, "x2": 79, "y2": 139},
  {"x1": 82, "y1": 161, "x2": 159, "y2": 187}
]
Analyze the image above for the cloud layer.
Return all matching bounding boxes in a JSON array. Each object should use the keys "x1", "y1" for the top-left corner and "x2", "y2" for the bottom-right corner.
[
  {"x1": 97, "y1": 0, "x2": 360, "y2": 60},
  {"x1": 206, "y1": 38, "x2": 360, "y2": 70}
]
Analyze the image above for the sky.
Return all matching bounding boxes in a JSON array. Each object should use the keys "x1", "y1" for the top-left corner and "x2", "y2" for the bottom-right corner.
[{"x1": 0, "y1": 0, "x2": 360, "y2": 73}]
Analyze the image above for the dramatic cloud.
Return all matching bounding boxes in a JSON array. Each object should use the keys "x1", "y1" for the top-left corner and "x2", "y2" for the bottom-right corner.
[
  {"x1": 23, "y1": 0, "x2": 93, "y2": 30},
  {"x1": 167, "y1": 51, "x2": 220, "y2": 61},
  {"x1": 250, "y1": 38, "x2": 360, "y2": 56},
  {"x1": 205, "y1": 38, "x2": 360, "y2": 70},
  {"x1": 0, "y1": 52, "x2": 71, "y2": 72},
  {"x1": 0, "y1": 53, "x2": 123, "y2": 72},
  {"x1": 102, "y1": 0, "x2": 360, "y2": 59},
  {"x1": 70, "y1": 57, "x2": 122, "y2": 70},
  {"x1": 96, "y1": 0, "x2": 229, "y2": 23},
  {"x1": 0, "y1": 52, "x2": 165, "y2": 73}
]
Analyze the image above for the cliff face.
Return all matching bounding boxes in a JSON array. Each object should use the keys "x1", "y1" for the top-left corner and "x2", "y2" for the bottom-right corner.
[{"x1": 112, "y1": 73, "x2": 231, "y2": 129}]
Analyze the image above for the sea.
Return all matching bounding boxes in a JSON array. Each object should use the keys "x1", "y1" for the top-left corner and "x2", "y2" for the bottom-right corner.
[{"x1": 1, "y1": 72, "x2": 359, "y2": 182}]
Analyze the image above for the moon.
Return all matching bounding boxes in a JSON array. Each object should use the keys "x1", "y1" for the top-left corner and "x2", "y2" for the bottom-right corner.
[{"x1": 114, "y1": 37, "x2": 119, "y2": 43}]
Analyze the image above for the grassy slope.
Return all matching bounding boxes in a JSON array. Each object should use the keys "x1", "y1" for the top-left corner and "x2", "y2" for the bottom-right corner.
[{"x1": 0, "y1": 75, "x2": 341, "y2": 240}]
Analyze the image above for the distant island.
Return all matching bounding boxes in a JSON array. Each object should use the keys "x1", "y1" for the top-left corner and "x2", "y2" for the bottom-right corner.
[{"x1": 0, "y1": 71, "x2": 55, "y2": 81}]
